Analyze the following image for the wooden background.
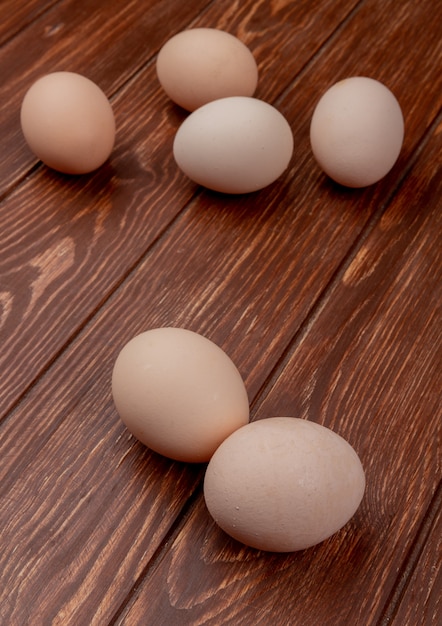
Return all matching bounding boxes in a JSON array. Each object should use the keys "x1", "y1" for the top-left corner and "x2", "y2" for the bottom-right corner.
[{"x1": 0, "y1": 0, "x2": 440, "y2": 624}]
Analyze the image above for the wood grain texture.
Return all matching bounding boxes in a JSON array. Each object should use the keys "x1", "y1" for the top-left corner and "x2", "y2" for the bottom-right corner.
[
  {"x1": 0, "y1": 0, "x2": 59, "y2": 46},
  {"x1": 0, "y1": 0, "x2": 440, "y2": 625},
  {"x1": 385, "y1": 485, "x2": 442, "y2": 625},
  {"x1": 0, "y1": 0, "x2": 212, "y2": 188},
  {"x1": 109, "y1": 113, "x2": 442, "y2": 626},
  {"x1": 0, "y1": 0, "x2": 362, "y2": 418}
]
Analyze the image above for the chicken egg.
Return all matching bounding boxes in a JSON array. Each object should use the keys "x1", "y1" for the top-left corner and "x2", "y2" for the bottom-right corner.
[
  {"x1": 173, "y1": 96, "x2": 294, "y2": 194},
  {"x1": 156, "y1": 28, "x2": 258, "y2": 111},
  {"x1": 204, "y1": 417, "x2": 366, "y2": 552},
  {"x1": 20, "y1": 71, "x2": 115, "y2": 174},
  {"x1": 310, "y1": 76, "x2": 404, "y2": 187},
  {"x1": 111, "y1": 327, "x2": 249, "y2": 463}
]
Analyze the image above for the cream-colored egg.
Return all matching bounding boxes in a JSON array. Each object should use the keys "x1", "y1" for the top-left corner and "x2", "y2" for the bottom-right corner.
[
  {"x1": 111, "y1": 328, "x2": 249, "y2": 463},
  {"x1": 204, "y1": 417, "x2": 365, "y2": 551},
  {"x1": 310, "y1": 76, "x2": 404, "y2": 187},
  {"x1": 20, "y1": 71, "x2": 115, "y2": 174},
  {"x1": 173, "y1": 96, "x2": 294, "y2": 194},
  {"x1": 156, "y1": 28, "x2": 258, "y2": 111}
]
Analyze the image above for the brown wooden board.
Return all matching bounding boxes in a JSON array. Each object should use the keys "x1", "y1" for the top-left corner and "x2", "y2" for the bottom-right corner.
[
  {"x1": 110, "y1": 112, "x2": 442, "y2": 626},
  {"x1": 385, "y1": 485, "x2": 442, "y2": 625},
  {"x1": 0, "y1": 0, "x2": 441, "y2": 624},
  {"x1": 0, "y1": 0, "x2": 362, "y2": 417},
  {"x1": 0, "y1": 0, "x2": 60, "y2": 46},
  {"x1": 0, "y1": 0, "x2": 213, "y2": 189}
]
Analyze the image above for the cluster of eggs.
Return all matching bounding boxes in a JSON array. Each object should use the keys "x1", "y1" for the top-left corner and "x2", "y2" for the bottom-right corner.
[
  {"x1": 20, "y1": 27, "x2": 404, "y2": 189},
  {"x1": 19, "y1": 27, "x2": 401, "y2": 552},
  {"x1": 112, "y1": 327, "x2": 366, "y2": 553}
]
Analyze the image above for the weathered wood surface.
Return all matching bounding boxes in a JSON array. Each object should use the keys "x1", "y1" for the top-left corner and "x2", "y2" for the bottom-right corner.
[
  {"x1": 115, "y1": 112, "x2": 442, "y2": 626},
  {"x1": 385, "y1": 487, "x2": 441, "y2": 626},
  {"x1": 0, "y1": 0, "x2": 440, "y2": 625},
  {"x1": 0, "y1": 0, "x2": 361, "y2": 417}
]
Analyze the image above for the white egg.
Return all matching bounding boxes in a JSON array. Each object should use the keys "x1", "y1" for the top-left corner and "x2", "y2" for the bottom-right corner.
[
  {"x1": 173, "y1": 96, "x2": 294, "y2": 194},
  {"x1": 111, "y1": 328, "x2": 249, "y2": 463},
  {"x1": 310, "y1": 76, "x2": 404, "y2": 187},
  {"x1": 204, "y1": 417, "x2": 366, "y2": 551}
]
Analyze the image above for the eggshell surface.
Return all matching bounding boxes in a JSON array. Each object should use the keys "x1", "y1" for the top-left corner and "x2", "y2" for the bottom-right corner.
[
  {"x1": 111, "y1": 328, "x2": 249, "y2": 463},
  {"x1": 156, "y1": 28, "x2": 258, "y2": 111},
  {"x1": 203, "y1": 417, "x2": 366, "y2": 551},
  {"x1": 173, "y1": 96, "x2": 294, "y2": 194},
  {"x1": 310, "y1": 76, "x2": 404, "y2": 187},
  {"x1": 20, "y1": 71, "x2": 115, "y2": 174}
]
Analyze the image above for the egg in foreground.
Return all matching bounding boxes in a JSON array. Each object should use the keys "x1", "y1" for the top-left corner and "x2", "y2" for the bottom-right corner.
[
  {"x1": 156, "y1": 28, "x2": 258, "y2": 111},
  {"x1": 173, "y1": 96, "x2": 294, "y2": 194},
  {"x1": 20, "y1": 71, "x2": 115, "y2": 174},
  {"x1": 310, "y1": 76, "x2": 404, "y2": 187},
  {"x1": 111, "y1": 327, "x2": 249, "y2": 463},
  {"x1": 203, "y1": 417, "x2": 365, "y2": 551}
]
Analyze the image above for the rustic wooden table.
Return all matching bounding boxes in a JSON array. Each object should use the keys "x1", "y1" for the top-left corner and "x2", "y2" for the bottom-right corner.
[{"x1": 0, "y1": 1, "x2": 440, "y2": 624}]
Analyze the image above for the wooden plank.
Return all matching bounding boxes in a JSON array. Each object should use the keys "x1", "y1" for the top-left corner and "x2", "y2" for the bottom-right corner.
[
  {"x1": 115, "y1": 113, "x2": 442, "y2": 626},
  {"x1": 0, "y1": 1, "x2": 373, "y2": 623},
  {"x1": 0, "y1": 0, "x2": 60, "y2": 46},
  {"x1": 0, "y1": 0, "x2": 361, "y2": 417},
  {"x1": 0, "y1": 0, "x2": 440, "y2": 624},
  {"x1": 0, "y1": 0, "x2": 364, "y2": 190},
  {"x1": 0, "y1": 0, "x2": 213, "y2": 189},
  {"x1": 386, "y1": 485, "x2": 441, "y2": 626}
]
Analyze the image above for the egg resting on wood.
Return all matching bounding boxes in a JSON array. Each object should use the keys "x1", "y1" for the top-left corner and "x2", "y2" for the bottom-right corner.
[
  {"x1": 111, "y1": 327, "x2": 249, "y2": 463},
  {"x1": 20, "y1": 71, "x2": 115, "y2": 174},
  {"x1": 310, "y1": 76, "x2": 404, "y2": 187},
  {"x1": 204, "y1": 417, "x2": 366, "y2": 551}
]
